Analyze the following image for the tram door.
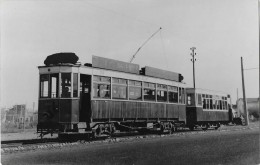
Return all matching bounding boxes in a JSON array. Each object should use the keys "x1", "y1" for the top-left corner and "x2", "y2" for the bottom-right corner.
[{"x1": 80, "y1": 74, "x2": 91, "y2": 122}]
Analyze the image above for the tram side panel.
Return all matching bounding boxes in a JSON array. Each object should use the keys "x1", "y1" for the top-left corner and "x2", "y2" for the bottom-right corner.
[
  {"x1": 196, "y1": 108, "x2": 229, "y2": 122},
  {"x1": 91, "y1": 100, "x2": 186, "y2": 122},
  {"x1": 186, "y1": 107, "x2": 229, "y2": 126},
  {"x1": 38, "y1": 99, "x2": 60, "y2": 131}
]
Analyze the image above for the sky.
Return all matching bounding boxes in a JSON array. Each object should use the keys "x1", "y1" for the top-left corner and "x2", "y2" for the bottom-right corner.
[{"x1": 1, "y1": 0, "x2": 259, "y2": 109}]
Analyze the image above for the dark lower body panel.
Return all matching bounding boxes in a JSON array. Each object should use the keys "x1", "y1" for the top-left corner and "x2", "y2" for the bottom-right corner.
[
  {"x1": 186, "y1": 107, "x2": 230, "y2": 127},
  {"x1": 91, "y1": 100, "x2": 186, "y2": 123}
]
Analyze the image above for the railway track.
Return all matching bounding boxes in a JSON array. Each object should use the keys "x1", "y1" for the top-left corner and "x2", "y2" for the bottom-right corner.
[
  {"x1": 1, "y1": 125, "x2": 257, "y2": 154},
  {"x1": 1, "y1": 128, "x2": 192, "y2": 149}
]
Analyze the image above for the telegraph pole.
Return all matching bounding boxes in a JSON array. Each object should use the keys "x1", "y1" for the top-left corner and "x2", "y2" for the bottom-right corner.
[
  {"x1": 240, "y1": 57, "x2": 249, "y2": 125},
  {"x1": 190, "y1": 47, "x2": 197, "y2": 88},
  {"x1": 237, "y1": 88, "x2": 239, "y2": 101}
]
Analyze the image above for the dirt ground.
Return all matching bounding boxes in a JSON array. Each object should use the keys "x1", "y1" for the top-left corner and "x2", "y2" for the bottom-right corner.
[
  {"x1": 1, "y1": 129, "x2": 57, "y2": 141},
  {"x1": 1, "y1": 121, "x2": 258, "y2": 141},
  {"x1": 2, "y1": 124, "x2": 259, "y2": 165}
]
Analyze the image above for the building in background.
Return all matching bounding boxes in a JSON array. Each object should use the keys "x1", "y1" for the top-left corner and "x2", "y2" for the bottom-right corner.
[
  {"x1": 236, "y1": 98, "x2": 260, "y2": 121},
  {"x1": 1, "y1": 104, "x2": 38, "y2": 130}
]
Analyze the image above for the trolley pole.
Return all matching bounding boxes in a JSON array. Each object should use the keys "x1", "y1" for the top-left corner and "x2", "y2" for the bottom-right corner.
[
  {"x1": 240, "y1": 57, "x2": 249, "y2": 126},
  {"x1": 190, "y1": 47, "x2": 197, "y2": 89}
]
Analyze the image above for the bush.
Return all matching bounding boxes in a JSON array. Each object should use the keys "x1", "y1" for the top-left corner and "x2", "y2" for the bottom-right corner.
[{"x1": 250, "y1": 111, "x2": 259, "y2": 119}]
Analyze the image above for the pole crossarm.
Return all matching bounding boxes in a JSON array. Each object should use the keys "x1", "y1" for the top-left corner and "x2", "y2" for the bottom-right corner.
[
  {"x1": 244, "y1": 67, "x2": 259, "y2": 70},
  {"x1": 190, "y1": 47, "x2": 197, "y2": 89}
]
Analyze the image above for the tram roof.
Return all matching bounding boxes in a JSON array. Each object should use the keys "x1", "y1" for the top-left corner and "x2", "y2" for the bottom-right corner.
[
  {"x1": 186, "y1": 88, "x2": 230, "y2": 97},
  {"x1": 39, "y1": 55, "x2": 184, "y2": 83}
]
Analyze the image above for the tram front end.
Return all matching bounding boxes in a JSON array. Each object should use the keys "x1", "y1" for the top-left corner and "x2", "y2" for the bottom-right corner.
[{"x1": 37, "y1": 53, "x2": 83, "y2": 137}]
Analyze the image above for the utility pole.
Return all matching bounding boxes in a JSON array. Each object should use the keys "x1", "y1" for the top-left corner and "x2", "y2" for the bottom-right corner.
[
  {"x1": 190, "y1": 47, "x2": 197, "y2": 89},
  {"x1": 240, "y1": 57, "x2": 249, "y2": 125},
  {"x1": 259, "y1": 0, "x2": 260, "y2": 102},
  {"x1": 33, "y1": 102, "x2": 35, "y2": 113},
  {"x1": 237, "y1": 88, "x2": 239, "y2": 101}
]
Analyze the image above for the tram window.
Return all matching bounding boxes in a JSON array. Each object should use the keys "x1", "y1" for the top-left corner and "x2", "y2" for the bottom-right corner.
[
  {"x1": 168, "y1": 86, "x2": 178, "y2": 92},
  {"x1": 129, "y1": 80, "x2": 142, "y2": 100},
  {"x1": 157, "y1": 90, "x2": 167, "y2": 102},
  {"x1": 179, "y1": 88, "x2": 182, "y2": 103},
  {"x1": 219, "y1": 100, "x2": 223, "y2": 110},
  {"x1": 135, "y1": 81, "x2": 142, "y2": 86},
  {"x1": 149, "y1": 83, "x2": 155, "y2": 88},
  {"x1": 169, "y1": 91, "x2": 178, "y2": 103},
  {"x1": 112, "y1": 78, "x2": 127, "y2": 85},
  {"x1": 73, "y1": 73, "x2": 78, "y2": 97},
  {"x1": 144, "y1": 82, "x2": 149, "y2": 88},
  {"x1": 120, "y1": 79, "x2": 127, "y2": 84},
  {"x1": 216, "y1": 100, "x2": 219, "y2": 109},
  {"x1": 157, "y1": 84, "x2": 167, "y2": 102},
  {"x1": 197, "y1": 94, "x2": 202, "y2": 106},
  {"x1": 222, "y1": 100, "x2": 226, "y2": 110},
  {"x1": 210, "y1": 99, "x2": 213, "y2": 109},
  {"x1": 112, "y1": 78, "x2": 127, "y2": 99},
  {"x1": 93, "y1": 84, "x2": 110, "y2": 98},
  {"x1": 40, "y1": 74, "x2": 49, "y2": 98},
  {"x1": 94, "y1": 76, "x2": 111, "y2": 83},
  {"x1": 129, "y1": 80, "x2": 142, "y2": 87},
  {"x1": 129, "y1": 86, "x2": 142, "y2": 100},
  {"x1": 144, "y1": 82, "x2": 155, "y2": 88},
  {"x1": 93, "y1": 76, "x2": 101, "y2": 82},
  {"x1": 112, "y1": 78, "x2": 119, "y2": 84},
  {"x1": 101, "y1": 77, "x2": 110, "y2": 83},
  {"x1": 212, "y1": 99, "x2": 216, "y2": 109},
  {"x1": 157, "y1": 84, "x2": 167, "y2": 90},
  {"x1": 202, "y1": 97, "x2": 206, "y2": 109},
  {"x1": 50, "y1": 74, "x2": 59, "y2": 98},
  {"x1": 129, "y1": 80, "x2": 135, "y2": 86},
  {"x1": 206, "y1": 99, "x2": 210, "y2": 109},
  {"x1": 80, "y1": 82, "x2": 89, "y2": 94},
  {"x1": 144, "y1": 89, "x2": 155, "y2": 101},
  {"x1": 182, "y1": 88, "x2": 185, "y2": 104},
  {"x1": 179, "y1": 88, "x2": 185, "y2": 104},
  {"x1": 112, "y1": 85, "x2": 127, "y2": 99},
  {"x1": 143, "y1": 82, "x2": 155, "y2": 101},
  {"x1": 187, "y1": 93, "x2": 195, "y2": 106},
  {"x1": 61, "y1": 73, "x2": 71, "y2": 98}
]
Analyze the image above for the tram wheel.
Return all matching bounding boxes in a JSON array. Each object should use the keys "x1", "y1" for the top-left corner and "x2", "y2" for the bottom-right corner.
[
  {"x1": 189, "y1": 126, "x2": 194, "y2": 131},
  {"x1": 215, "y1": 124, "x2": 220, "y2": 130},
  {"x1": 159, "y1": 124, "x2": 165, "y2": 134},
  {"x1": 202, "y1": 125, "x2": 208, "y2": 130}
]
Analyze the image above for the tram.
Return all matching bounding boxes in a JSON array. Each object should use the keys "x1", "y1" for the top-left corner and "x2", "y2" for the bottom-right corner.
[
  {"x1": 37, "y1": 53, "x2": 186, "y2": 137},
  {"x1": 37, "y1": 53, "x2": 234, "y2": 137}
]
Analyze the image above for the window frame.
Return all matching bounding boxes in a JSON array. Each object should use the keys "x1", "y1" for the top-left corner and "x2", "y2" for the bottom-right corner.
[
  {"x1": 112, "y1": 77, "x2": 128, "y2": 100},
  {"x1": 93, "y1": 75, "x2": 111, "y2": 99},
  {"x1": 60, "y1": 73, "x2": 72, "y2": 98},
  {"x1": 143, "y1": 82, "x2": 156, "y2": 102},
  {"x1": 129, "y1": 80, "x2": 142, "y2": 101},
  {"x1": 40, "y1": 74, "x2": 50, "y2": 98}
]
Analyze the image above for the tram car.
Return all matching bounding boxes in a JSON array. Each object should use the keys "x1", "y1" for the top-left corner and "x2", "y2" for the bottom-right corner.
[
  {"x1": 186, "y1": 88, "x2": 233, "y2": 130},
  {"x1": 37, "y1": 53, "x2": 234, "y2": 138}
]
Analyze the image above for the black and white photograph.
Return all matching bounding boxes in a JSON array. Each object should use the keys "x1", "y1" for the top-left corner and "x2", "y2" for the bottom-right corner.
[{"x1": 1, "y1": 0, "x2": 259, "y2": 164}]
